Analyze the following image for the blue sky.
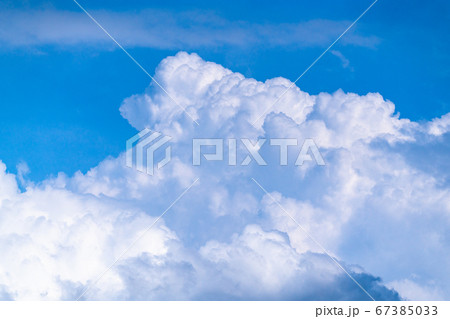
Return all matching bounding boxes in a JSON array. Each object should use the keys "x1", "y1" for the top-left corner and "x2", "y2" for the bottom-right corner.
[
  {"x1": 1, "y1": 0, "x2": 450, "y2": 301},
  {"x1": 1, "y1": 0, "x2": 449, "y2": 180}
]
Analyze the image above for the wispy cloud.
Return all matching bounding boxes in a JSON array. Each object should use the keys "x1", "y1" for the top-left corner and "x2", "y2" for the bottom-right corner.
[
  {"x1": 0, "y1": 9, "x2": 380, "y2": 50},
  {"x1": 331, "y1": 49, "x2": 351, "y2": 69}
]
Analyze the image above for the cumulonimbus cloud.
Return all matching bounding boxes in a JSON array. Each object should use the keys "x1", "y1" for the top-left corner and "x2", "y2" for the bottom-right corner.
[{"x1": 1, "y1": 52, "x2": 450, "y2": 300}]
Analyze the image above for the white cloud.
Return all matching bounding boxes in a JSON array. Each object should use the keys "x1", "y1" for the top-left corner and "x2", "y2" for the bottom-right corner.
[
  {"x1": 0, "y1": 162, "x2": 177, "y2": 300},
  {"x1": 428, "y1": 113, "x2": 450, "y2": 136},
  {"x1": 1, "y1": 52, "x2": 450, "y2": 300},
  {"x1": 331, "y1": 50, "x2": 351, "y2": 69},
  {"x1": 0, "y1": 9, "x2": 380, "y2": 50},
  {"x1": 388, "y1": 279, "x2": 445, "y2": 301}
]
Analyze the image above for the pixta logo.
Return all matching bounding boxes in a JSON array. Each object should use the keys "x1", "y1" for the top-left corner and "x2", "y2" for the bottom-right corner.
[
  {"x1": 126, "y1": 131, "x2": 325, "y2": 175},
  {"x1": 126, "y1": 128, "x2": 172, "y2": 175}
]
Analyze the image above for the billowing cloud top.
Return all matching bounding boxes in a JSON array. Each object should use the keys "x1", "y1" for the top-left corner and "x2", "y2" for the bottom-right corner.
[{"x1": 1, "y1": 52, "x2": 450, "y2": 300}]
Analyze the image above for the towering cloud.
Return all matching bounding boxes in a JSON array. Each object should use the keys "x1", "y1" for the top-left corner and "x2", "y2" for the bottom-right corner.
[{"x1": 1, "y1": 52, "x2": 449, "y2": 300}]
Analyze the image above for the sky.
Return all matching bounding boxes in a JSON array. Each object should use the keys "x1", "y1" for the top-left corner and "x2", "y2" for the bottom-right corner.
[
  {"x1": 0, "y1": 0, "x2": 450, "y2": 301},
  {"x1": 1, "y1": 0, "x2": 449, "y2": 181}
]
